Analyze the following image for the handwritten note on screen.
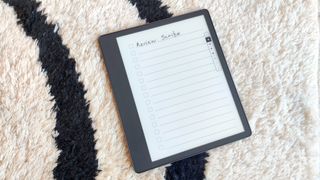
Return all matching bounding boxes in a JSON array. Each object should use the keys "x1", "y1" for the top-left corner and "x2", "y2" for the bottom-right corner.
[{"x1": 116, "y1": 15, "x2": 244, "y2": 161}]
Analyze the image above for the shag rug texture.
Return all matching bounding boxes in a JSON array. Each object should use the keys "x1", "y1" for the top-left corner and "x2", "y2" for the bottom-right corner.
[{"x1": 0, "y1": 0, "x2": 319, "y2": 179}]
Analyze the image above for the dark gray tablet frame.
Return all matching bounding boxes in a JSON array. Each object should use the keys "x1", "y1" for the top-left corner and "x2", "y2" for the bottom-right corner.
[{"x1": 99, "y1": 9, "x2": 251, "y2": 173}]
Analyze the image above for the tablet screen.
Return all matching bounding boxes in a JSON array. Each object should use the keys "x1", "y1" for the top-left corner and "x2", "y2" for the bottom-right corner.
[{"x1": 116, "y1": 15, "x2": 245, "y2": 161}]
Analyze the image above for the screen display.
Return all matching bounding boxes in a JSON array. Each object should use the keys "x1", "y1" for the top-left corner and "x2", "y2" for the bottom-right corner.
[{"x1": 116, "y1": 15, "x2": 244, "y2": 161}]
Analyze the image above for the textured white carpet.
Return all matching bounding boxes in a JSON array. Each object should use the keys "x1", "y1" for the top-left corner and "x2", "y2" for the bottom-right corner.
[{"x1": 0, "y1": 0, "x2": 319, "y2": 179}]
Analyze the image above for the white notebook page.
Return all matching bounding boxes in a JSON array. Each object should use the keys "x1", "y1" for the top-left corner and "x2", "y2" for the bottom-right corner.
[{"x1": 116, "y1": 15, "x2": 244, "y2": 161}]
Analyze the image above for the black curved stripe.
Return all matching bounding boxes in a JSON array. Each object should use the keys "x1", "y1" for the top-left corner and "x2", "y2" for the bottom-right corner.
[
  {"x1": 129, "y1": 0, "x2": 172, "y2": 23},
  {"x1": 165, "y1": 153, "x2": 209, "y2": 180},
  {"x1": 128, "y1": 0, "x2": 209, "y2": 179},
  {"x1": 3, "y1": 0, "x2": 98, "y2": 179}
]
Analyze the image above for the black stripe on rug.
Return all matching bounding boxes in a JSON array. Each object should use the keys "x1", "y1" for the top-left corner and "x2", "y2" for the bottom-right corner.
[
  {"x1": 3, "y1": 0, "x2": 98, "y2": 179},
  {"x1": 128, "y1": 0, "x2": 209, "y2": 179},
  {"x1": 129, "y1": 0, "x2": 172, "y2": 23},
  {"x1": 165, "y1": 153, "x2": 209, "y2": 180}
]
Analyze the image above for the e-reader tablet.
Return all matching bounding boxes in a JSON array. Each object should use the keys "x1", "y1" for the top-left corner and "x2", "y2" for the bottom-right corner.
[{"x1": 99, "y1": 9, "x2": 251, "y2": 173}]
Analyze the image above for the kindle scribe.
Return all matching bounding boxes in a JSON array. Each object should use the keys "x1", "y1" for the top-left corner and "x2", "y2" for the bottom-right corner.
[{"x1": 99, "y1": 9, "x2": 251, "y2": 173}]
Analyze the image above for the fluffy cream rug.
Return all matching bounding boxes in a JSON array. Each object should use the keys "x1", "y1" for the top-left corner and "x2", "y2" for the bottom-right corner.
[{"x1": 0, "y1": 0, "x2": 319, "y2": 179}]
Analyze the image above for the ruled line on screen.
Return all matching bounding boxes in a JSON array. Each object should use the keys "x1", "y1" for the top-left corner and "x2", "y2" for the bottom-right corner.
[
  {"x1": 165, "y1": 126, "x2": 239, "y2": 149},
  {"x1": 141, "y1": 49, "x2": 208, "y2": 68},
  {"x1": 158, "y1": 107, "x2": 232, "y2": 126},
  {"x1": 153, "y1": 83, "x2": 219, "y2": 104},
  {"x1": 155, "y1": 93, "x2": 227, "y2": 112},
  {"x1": 151, "y1": 76, "x2": 218, "y2": 97},
  {"x1": 163, "y1": 119, "x2": 237, "y2": 142},
  {"x1": 143, "y1": 56, "x2": 211, "y2": 76}
]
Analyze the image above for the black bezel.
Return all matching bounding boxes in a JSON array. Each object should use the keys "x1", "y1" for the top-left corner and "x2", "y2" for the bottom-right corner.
[{"x1": 99, "y1": 9, "x2": 251, "y2": 173}]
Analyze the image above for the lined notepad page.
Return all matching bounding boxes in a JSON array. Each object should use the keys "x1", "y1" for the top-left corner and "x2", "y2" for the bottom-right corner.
[{"x1": 117, "y1": 15, "x2": 244, "y2": 161}]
